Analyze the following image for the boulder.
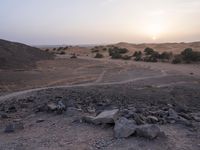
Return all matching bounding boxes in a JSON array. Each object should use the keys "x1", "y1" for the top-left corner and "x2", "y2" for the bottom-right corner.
[
  {"x1": 136, "y1": 124, "x2": 163, "y2": 139},
  {"x1": 83, "y1": 109, "x2": 119, "y2": 125},
  {"x1": 114, "y1": 117, "x2": 137, "y2": 138}
]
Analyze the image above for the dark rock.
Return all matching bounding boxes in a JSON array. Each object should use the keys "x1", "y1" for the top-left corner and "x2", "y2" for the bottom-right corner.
[
  {"x1": 36, "y1": 119, "x2": 45, "y2": 123},
  {"x1": 56, "y1": 100, "x2": 66, "y2": 114},
  {"x1": 0, "y1": 112, "x2": 9, "y2": 119},
  {"x1": 114, "y1": 117, "x2": 137, "y2": 138},
  {"x1": 174, "y1": 104, "x2": 188, "y2": 113},
  {"x1": 7, "y1": 106, "x2": 17, "y2": 113},
  {"x1": 133, "y1": 113, "x2": 146, "y2": 125},
  {"x1": 4, "y1": 124, "x2": 15, "y2": 133},
  {"x1": 168, "y1": 108, "x2": 179, "y2": 120},
  {"x1": 136, "y1": 124, "x2": 163, "y2": 139},
  {"x1": 176, "y1": 117, "x2": 193, "y2": 127},
  {"x1": 191, "y1": 112, "x2": 200, "y2": 122},
  {"x1": 14, "y1": 122, "x2": 24, "y2": 130},
  {"x1": 65, "y1": 107, "x2": 82, "y2": 117}
]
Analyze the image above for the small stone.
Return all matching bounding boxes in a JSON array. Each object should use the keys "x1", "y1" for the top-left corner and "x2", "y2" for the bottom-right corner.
[
  {"x1": 36, "y1": 119, "x2": 45, "y2": 123},
  {"x1": 114, "y1": 117, "x2": 137, "y2": 138},
  {"x1": 136, "y1": 124, "x2": 163, "y2": 139},
  {"x1": 4, "y1": 124, "x2": 15, "y2": 133},
  {"x1": 14, "y1": 122, "x2": 24, "y2": 130},
  {"x1": 47, "y1": 103, "x2": 57, "y2": 111},
  {"x1": 56, "y1": 100, "x2": 66, "y2": 114},
  {"x1": 0, "y1": 112, "x2": 9, "y2": 119},
  {"x1": 146, "y1": 116, "x2": 159, "y2": 124}
]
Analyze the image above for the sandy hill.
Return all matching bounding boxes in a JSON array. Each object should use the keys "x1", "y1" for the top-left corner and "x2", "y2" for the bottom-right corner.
[
  {"x1": 0, "y1": 39, "x2": 54, "y2": 69},
  {"x1": 113, "y1": 42, "x2": 200, "y2": 54}
]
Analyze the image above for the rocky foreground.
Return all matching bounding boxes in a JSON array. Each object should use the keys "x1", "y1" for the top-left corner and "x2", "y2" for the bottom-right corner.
[{"x1": 0, "y1": 81, "x2": 200, "y2": 149}]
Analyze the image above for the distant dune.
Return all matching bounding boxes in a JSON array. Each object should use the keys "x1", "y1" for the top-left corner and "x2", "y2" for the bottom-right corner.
[
  {"x1": 0, "y1": 39, "x2": 54, "y2": 69},
  {"x1": 113, "y1": 42, "x2": 200, "y2": 54}
]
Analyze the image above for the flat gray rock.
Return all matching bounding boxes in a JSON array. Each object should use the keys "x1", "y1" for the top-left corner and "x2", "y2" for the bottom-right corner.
[{"x1": 83, "y1": 109, "x2": 119, "y2": 125}]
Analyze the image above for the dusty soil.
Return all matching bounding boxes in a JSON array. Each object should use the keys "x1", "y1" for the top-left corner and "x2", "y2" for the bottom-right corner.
[{"x1": 0, "y1": 57, "x2": 200, "y2": 150}]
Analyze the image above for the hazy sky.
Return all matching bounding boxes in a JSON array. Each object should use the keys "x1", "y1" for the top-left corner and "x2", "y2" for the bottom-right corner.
[{"x1": 0, "y1": 0, "x2": 200, "y2": 45}]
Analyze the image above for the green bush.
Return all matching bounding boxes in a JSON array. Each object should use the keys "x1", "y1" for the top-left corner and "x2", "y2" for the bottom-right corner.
[
  {"x1": 111, "y1": 52, "x2": 122, "y2": 59},
  {"x1": 159, "y1": 52, "x2": 173, "y2": 60},
  {"x1": 181, "y1": 48, "x2": 200, "y2": 63},
  {"x1": 144, "y1": 47, "x2": 155, "y2": 55},
  {"x1": 133, "y1": 51, "x2": 142, "y2": 57},
  {"x1": 108, "y1": 47, "x2": 128, "y2": 56},
  {"x1": 172, "y1": 55, "x2": 182, "y2": 64}
]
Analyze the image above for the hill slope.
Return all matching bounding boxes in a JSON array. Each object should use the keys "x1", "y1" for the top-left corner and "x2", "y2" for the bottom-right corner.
[{"x1": 0, "y1": 39, "x2": 54, "y2": 69}]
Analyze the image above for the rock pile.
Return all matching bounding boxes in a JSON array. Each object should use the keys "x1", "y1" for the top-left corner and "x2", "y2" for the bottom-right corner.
[{"x1": 83, "y1": 105, "x2": 197, "y2": 139}]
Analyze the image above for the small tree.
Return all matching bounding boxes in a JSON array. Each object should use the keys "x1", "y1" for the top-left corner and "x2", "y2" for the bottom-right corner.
[{"x1": 144, "y1": 47, "x2": 155, "y2": 55}]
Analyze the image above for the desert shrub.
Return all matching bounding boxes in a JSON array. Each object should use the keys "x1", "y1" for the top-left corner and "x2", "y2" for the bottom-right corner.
[
  {"x1": 180, "y1": 48, "x2": 200, "y2": 63},
  {"x1": 53, "y1": 48, "x2": 56, "y2": 51},
  {"x1": 122, "y1": 55, "x2": 131, "y2": 60},
  {"x1": 94, "y1": 53, "x2": 104, "y2": 58},
  {"x1": 45, "y1": 49, "x2": 49, "y2": 52},
  {"x1": 144, "y1": 47, "x2": 155, "y2": 55},
  {"x1": 172, "y1": 55, "x2": 182, "y2": 64},
  {"x1": 144, "y1": 55, "x2": 158, "y2": 62},
  {"x1": 134, "y1": 56, "x2": 142, "y2": 61},
  {"x1": 109, "y1": 47, "x2": 128, "y2": 56},
  {"x1": 60, "y1": 51, "x2": 65, "y2": 55},
  {"x1": 159, "y1": 52, "x2": 173, "y2": 60},
  {"x1": 110, "y1": 52, "x2": 122, "y2": 59},
  {"x1": 143, "y1": 50, "x2": 159, "y2": 62}
]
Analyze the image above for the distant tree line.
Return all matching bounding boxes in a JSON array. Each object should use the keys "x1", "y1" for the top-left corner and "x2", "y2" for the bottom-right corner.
[{"x1": 133, "y1": 47, "x2": 200, "y2": 64}]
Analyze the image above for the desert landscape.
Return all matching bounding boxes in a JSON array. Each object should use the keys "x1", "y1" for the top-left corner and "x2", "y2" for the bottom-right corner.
[
  {"x1": 0, "y1": 39, "x2": 200, "y2": 150},
  {"x1": 1, "y1": 0, "x2": 200, "y2": 150}
]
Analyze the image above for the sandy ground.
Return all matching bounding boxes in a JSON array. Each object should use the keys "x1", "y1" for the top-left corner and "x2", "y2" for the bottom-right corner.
[{"x1": 0, "y1": 56, "x2": 200, "y2": 150}]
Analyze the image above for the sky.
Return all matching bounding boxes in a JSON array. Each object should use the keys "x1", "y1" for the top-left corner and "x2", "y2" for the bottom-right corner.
[{"x1": 0, "y1": 0, "x2": 200, "y2": 45}]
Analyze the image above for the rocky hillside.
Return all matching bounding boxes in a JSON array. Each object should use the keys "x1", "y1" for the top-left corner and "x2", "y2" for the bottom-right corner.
[{"x1": 0, "y1": 39, "x2": 54, "y2": 69}]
